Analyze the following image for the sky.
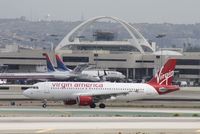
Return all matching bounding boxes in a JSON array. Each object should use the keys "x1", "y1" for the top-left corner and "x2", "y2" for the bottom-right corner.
[{"x1": 0, "y1": 0, "x2": 199, "y2": 24}]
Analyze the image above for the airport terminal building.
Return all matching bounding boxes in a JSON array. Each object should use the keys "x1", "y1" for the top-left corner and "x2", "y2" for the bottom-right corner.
[{"x1": 0, "y1": 16, "x2": 200, "y2": 85}]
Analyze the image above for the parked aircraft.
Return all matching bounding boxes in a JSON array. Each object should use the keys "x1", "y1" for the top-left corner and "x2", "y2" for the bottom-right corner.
[
  {"x1": 23, "y1": 59, "x2": 179, "y2": 108},
  {"x1": 0, "y1": 54, "x2": 100, "y2": 82},
  {"x1": 54, "y1": 54, "x2": 126, "y2": 82},
  {"x1": 45, "y1": 53, "x2": 100, "y2": 82},
  {"x1": 44, "y1": 53, "x2": 90, "y2": 74},
  {"x1": 156, "y1": 33, "x2": 166, "y2": 38}
]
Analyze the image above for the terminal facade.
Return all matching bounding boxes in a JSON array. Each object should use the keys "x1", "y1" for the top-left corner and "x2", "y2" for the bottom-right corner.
[{"x1": 0, "y1": 16, "x2": 199, "y2": 85}]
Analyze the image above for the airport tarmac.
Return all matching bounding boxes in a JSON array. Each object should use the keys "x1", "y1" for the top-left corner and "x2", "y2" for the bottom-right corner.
[
  {"x1": 0, "y1": 107, "x2": 199, "y2": 133},
  {"x1": 0, "y1": 86, "x2": 200, "y2": 133},
  {"x1": 0, "y1": 117, "x2": 200, "y2": 134},
  {"x1": 0, "y1": 107, "x2": 200, "y2": 117}
]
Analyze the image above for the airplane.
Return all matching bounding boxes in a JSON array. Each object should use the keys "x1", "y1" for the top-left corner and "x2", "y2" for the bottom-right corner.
[
  {"x1": 156, "y1": 33, "x2": 166, "y2": 38},
  {"x1": 0, "y1": 54, "x2": 100, "y2": 82},
  {"x1": 80, "y1": 69, "x2": 126, "y2": 82},
  {"x1": 44, "y1": 53, "x2": 90, "y2": 74},
  {"x1": 54, "y1": 54, "x2": 126, "y2": 82},
  {"x1": 47, "y1": 53, "x2": 101, "y2": 82},
  {"x1": 23, "y1": 59, "x2": 180, "y2": 108}
]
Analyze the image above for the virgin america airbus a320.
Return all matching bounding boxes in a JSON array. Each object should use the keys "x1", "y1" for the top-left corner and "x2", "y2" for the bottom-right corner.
[{"x1": 23, "y1": 59, "x2": 179, "y2": 108}]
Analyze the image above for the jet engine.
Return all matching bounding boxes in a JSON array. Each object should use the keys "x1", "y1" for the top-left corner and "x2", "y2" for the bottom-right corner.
[{"x1": 77, "y1": 96, "x2": 93, "y2": 106}]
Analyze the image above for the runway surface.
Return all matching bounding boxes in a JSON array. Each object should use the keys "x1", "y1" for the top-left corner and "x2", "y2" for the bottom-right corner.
[
  {"x1": 0, "y1": 108, "x2": 200, "y2": 133},
  {"x1": 1, "y1": 107, "x2": 200, "y2": 113},
  {"x1": 0, "y1": 117, "x2": 200, "y2": 134},
  {"x1": 0, "y1": 107, "x2": 200, "y2": 117}
]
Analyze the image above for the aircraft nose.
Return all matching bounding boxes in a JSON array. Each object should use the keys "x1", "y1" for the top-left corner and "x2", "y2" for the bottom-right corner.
[
  {"x1": 23, "y1": 89, "x2": 32, "y2": 98},
  {"x1": 121, "y1": 75, "x2": 126, "y2": 79}
]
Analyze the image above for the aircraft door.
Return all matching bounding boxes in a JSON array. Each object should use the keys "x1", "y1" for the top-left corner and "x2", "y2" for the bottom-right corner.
[{"x1": 44, "y1": 83, "x2": 50, "y2": 94}]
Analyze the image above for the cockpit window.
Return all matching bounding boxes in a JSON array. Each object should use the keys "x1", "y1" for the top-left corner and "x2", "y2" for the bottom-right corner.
[{"x1": 32, "y1": 86, "x2": 39, "y2": 89}]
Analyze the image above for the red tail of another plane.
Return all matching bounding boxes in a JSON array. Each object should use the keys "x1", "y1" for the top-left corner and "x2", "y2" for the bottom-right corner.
[
  {"x1": 55, "y1": 54, "x2": 71, "y2": 71},
  {"x1": 43, "y1": 53, "x2": 55, "y2": 72}
]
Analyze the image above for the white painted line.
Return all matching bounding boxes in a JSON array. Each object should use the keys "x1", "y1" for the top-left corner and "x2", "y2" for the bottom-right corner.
[{"x1": 36, "y1": 128, "x2": 55, "y2": 133}]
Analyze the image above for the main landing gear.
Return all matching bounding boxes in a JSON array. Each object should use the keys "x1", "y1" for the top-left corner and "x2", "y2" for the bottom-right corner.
[
  {"x1": 99, "y1": 103, "x2": 105, "y2": 108},
  {"x1": 89, "y1": 103, "x2": 106, "y2": 109},
  {"x1": 42, "y1": 103, "x2": 47, "y2": 108},
  {"x1": 90, "y1": 103, "x2": 96, "y2": 108},
  {"x1": 42, "y1": 100, "x2": 47, "y2": 108}
]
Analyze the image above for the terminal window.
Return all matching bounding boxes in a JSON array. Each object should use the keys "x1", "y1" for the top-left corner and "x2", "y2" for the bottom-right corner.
[
  {"x1": 5, "y1": 64, "x2": 19, "y2": 70},
  {"x1": 176, "y1": 69, "x2": 199, "y2": 75},
  {"x1": 63, "y1": 57, "x2": 89, "y2": 62},
  {"x1": 94, "y1": 59, "x2": 126, "y2": 61},
  {"x1": 177, "y1": 59, "x2": 200, "y2": 65}
]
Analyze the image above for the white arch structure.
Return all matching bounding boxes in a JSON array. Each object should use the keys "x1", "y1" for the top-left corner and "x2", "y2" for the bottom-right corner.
[{"x1": 55, "y1": 16, "x2": 154, "y2": 53}]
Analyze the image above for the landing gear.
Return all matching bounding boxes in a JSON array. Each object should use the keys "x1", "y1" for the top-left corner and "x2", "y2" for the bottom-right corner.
[
  {"x1": 90, "y1": 103, "x2": 96, "y2": 108},
  {"x1": 42, "y1": 103, "x2": 47, "y2": 108},
  {"x1": 99, "y1": 103, "x2": 106, "y2": 108},
  {"x1": 42, "y1": 100, "x2": 47, "y2": 108},
  {"x1": 90, "y1": 103, "x2": 106, "y2": 108}
]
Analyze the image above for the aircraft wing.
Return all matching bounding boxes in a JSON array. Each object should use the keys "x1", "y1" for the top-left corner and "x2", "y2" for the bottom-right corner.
[
  {"x1": 75, "y1": 90, "x2": 131, "y2": 102},
  {"x1": 73, "y1": 63, "x2": 90, "y2": 74}
]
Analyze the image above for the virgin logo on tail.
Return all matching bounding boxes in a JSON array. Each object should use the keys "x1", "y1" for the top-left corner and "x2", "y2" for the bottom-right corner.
[
  {"x1": 155, "y1": 66, "x2": 174, "y2": 85},
  {"x1": 147, "y1": 59, "x2": 176, "y2": 86}
]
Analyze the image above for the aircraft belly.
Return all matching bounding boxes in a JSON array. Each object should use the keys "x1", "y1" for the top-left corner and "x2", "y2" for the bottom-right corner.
[
  {"x1": 115, "y1": 89, "x2": 157, "y2": 101},
  {"x1": 115, "y1": 92, "x2": 146, "y2": 101}
]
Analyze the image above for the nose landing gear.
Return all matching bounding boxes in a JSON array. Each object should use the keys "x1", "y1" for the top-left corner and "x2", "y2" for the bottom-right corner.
[
  {"x1": 42, "y1": 100, "x2": 47, "y2": 108},
  {"x1": 42, "y1": 103, "x2": 47, "y2": 108}
]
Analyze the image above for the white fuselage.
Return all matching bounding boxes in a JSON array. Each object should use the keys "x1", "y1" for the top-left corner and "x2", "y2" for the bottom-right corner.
[
  {"x1": 0, "y1": 71, "x2": 100, "y2": 81},
  {"x1": 23, "y1": 82, "x2": 158, "y2": 101},
  {"x1": 82, "y1": 70, "x2": 125, "y2": 80}
]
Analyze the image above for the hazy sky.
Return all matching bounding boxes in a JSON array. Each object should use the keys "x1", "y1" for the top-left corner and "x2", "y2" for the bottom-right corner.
[{"x1": 0, "y1": 0, "x2": 199, "y2": 24}]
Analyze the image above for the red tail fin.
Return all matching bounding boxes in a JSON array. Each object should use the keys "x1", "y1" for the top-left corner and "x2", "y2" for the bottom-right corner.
[
  {"x1": 42, "y1": 53, "x2": 55, "y2": 72},
  {"x1": 147, "y1": 59, "x2": 176, "y2": 85}
]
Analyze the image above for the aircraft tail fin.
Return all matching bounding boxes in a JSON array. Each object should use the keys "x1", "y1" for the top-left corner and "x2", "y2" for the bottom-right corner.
[
  {"x1": 147, "y1": 59, "x2": 176, "y2": 85},
  {"x1": 43, "y1": 53, "x2": 55, "y2": 72},
  {"x1": 55, "y1": 54, "x2": 71, "y2": 71}
]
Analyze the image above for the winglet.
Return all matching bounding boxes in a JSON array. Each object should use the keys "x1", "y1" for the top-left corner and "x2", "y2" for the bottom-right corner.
[{"x1": 43, "y1": 53, "x2": 55, "y2": 72}]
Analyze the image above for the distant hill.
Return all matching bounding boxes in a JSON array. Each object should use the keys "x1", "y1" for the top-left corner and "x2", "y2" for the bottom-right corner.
[{"x1": 0, "y1": 18, "x2": 199, "y2": 51}]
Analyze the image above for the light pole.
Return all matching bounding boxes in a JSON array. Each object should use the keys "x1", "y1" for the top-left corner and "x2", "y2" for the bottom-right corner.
[{"x1": 156, "y1": 33, "x2": 166, "y2": 69}]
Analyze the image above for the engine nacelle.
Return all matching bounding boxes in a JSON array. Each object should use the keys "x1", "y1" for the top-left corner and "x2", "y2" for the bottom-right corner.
[
  {"x1": 63, "y1": 99, "x2": 77, "y2": 105},
  {"x1": 77, "y1": 96, "x2": 93, "y2": 106}
]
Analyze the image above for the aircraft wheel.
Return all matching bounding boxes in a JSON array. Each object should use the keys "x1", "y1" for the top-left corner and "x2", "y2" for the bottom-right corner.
[
  {"x1": 42, "y1": 103, "x2": 47, "y2": 108},
  {"x1": 90, "y1": 103, "x2": 96, "y2": 108},
  {"x1": 99, "y1": 103, "x2": 106, "y2": 108}
]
